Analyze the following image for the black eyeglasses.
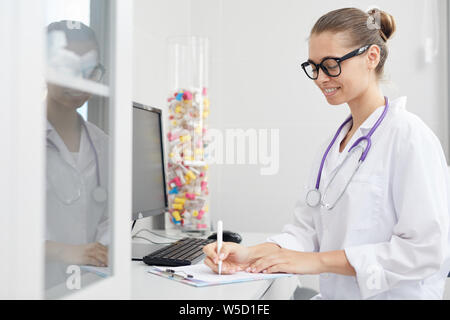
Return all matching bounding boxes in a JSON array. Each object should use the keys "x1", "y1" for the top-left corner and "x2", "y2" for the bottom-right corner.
[{"x1": 301, "y1": 45, "x2": 372, "y2": 80}]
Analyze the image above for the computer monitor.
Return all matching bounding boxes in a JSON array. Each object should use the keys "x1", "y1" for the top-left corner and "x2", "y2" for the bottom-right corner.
[{"x1": 132, "y1": 102, "x2": 167, "y2": 222}]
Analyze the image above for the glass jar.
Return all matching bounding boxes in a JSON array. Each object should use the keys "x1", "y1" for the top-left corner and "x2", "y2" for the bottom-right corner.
[{"x1": 166, "y1": 36, "x2": 211, "y2": 233}]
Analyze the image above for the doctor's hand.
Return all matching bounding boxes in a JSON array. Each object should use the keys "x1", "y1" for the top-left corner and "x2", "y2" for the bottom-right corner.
[
  {"x1": 203, "y1": 242, "x2": 251, "y2": 274},
  {"x1": 61, "y1": 242, "x2": 109, "y2": 267},
  {"x1": 247, "y1": 249, "x2": 322, "y2": 275}
]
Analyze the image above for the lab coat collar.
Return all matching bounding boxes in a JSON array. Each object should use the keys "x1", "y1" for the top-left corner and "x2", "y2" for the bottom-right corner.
[
  {"x1": 325, "y1": 96, "x2": 407, "y2": 178},
  {"x1": 358, "y1": 96, "x2": 407, "y2": 135},
  {"x1": 46, "y1": 117, "x2": 98, "y2": 172},
  {"x1": 46, "y1": 120, "x2": 78, "y2": 169},
  {"x1": 78, "y1": 122, "x2": 97, "y2": 172}
]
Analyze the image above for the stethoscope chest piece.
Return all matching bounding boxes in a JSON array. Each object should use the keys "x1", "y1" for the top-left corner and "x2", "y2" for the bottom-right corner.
[
  {"x1": 93, "y1": 186, "x2": 108, "y2": 203},
  {"x1": 306, "y1": 189, "x2": 321, "y2": 208}
]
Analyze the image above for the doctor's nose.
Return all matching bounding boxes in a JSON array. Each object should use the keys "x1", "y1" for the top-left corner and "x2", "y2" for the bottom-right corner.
[{"x1": 315, "y1": 68, "x2": 332, "y2": 85}]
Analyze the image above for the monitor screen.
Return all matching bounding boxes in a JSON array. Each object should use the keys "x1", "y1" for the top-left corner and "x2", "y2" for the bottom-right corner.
[{"x1": 132, "y1": 103, "x2": 167, "y2": 220}]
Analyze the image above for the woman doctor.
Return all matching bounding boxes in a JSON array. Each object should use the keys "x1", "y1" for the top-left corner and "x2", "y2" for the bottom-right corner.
[
  {"x1": 203, "y1": 8, "x2": 450, "y2": 299},
  {"x1": 44, "y1": 21, "x2": 109, "y2": 289}
]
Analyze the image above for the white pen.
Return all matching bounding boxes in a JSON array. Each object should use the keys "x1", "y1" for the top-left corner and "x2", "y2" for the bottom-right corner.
[{"x1": 217, "y1": 220, "x2": 223, "y2": 275}]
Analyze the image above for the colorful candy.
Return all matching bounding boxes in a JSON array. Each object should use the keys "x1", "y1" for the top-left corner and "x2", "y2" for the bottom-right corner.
[
  {"x1": 185, "y1": 193, "x2": 196, "y2": 200},
  {"x1": 197, "y1": 210, "x2": 205, "y2": 220},
  {"x1": 197, "y1": 223, "x2": 207, "y2": 230},
  {"x1": 174, "y1": 197, "x2": 186, "y2": 204},
  {"x1": 172, "y1": 211, "x2": 181, "y2": 222},
  {"x1": 166, "y1": 88, "x2": 211, "y2": 231},
  {"x1": 172, "y1": 203, "x2": 183, "y2": 210},
  {"x1": 183, "y1": 91, "x2": 193, "y2": 101},
  {"x1": 169, "y1": 177, "x2": 182, "y2": 188}
]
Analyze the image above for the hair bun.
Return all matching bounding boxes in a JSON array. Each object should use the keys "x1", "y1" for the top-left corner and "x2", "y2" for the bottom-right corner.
[{"x1": 367, "y1": 8, "x2": 396, "y2": 41}]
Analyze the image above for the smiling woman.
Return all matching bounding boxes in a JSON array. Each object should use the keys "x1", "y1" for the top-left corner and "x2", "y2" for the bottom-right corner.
[
  {"x1": 203, "y1": 7, "x2": 450, "y2": 300},
  {"x1": 304, "y1": 8, "x2": 396, "y2": 115},
  {"x1": 310, "y1": 8, "x2": 396, "y2": 79}
]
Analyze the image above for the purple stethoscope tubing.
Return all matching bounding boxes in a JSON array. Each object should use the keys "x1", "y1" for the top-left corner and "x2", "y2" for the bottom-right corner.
[
  {"x1": 46, "y1": 116, "x2": 107, "y2": 203},
  {"x1": 308, "y1": 96, "x2": 389, "y2": 207}
]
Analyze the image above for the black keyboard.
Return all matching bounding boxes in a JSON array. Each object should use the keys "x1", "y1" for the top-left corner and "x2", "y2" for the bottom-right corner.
[{"x1": 142, "y1": 237, "x2": 215, "y2": 267}]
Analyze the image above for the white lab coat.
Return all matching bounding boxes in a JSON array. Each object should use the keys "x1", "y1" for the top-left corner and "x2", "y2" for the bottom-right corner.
[
  {"x1": 268, "y1": 96, "x2": 450, "y2": 299},
  {"x1": 45, "y1": 119, "x2": 109, "y2": 289}
]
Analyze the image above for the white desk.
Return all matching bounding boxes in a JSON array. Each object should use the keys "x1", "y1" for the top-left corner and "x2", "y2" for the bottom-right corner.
[
  {"x1": 131, "y1": 232, "x2": 299, "y2": 300},
  {"x1": 46, "y1": 232, "x2": 300, "y2": 299}
]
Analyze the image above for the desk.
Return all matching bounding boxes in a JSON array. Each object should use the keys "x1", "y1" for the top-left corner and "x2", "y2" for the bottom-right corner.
[
  {"x1": 46, "y1": 231, "x2": 300, "y2": 299},
  {"x1": 131, "y1": 232, "x2": 299, "y2": 300}
]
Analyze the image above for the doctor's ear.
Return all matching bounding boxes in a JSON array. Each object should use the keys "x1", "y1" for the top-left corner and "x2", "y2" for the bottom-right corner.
[{"x1": 366, "y1": 45, "x2": 381, "y2": 71}]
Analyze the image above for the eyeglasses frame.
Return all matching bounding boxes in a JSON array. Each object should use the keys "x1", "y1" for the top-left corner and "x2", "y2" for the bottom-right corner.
[
  {"x1": 301, "y1": 44, "x2": 373, "y2": 80},
  {"x1": 87, "y1": 63, "x2": 106, "y2": 82}
]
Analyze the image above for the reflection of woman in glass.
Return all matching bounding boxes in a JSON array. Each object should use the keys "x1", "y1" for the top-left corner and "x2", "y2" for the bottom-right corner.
[{"x1": 45, "y1": 21, "x2": 109, "y2": 289}]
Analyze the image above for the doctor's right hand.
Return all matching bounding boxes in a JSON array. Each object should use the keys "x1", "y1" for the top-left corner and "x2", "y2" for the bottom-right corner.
[
  {"x1": 203, "y1": 242, "x2": 251, "y2": 274},
  {"x1": 60, "y1": 242, "x2": 109, "y2": 267}
]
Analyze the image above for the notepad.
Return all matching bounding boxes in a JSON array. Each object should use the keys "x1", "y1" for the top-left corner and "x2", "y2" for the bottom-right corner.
[
  {"x1": 148, "y1": 264, "x2": 293, "y2": 287},
  {"x1": 80, "y1": 266, "x2": 111, "y2": 278}
]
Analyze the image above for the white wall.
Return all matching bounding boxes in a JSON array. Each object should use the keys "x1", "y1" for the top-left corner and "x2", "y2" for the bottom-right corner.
[
  {"x1": 133, "y1": 0, "x2": 448, "y2": 233},
  {"x1": 132, "y1": 0, "x2": 191, "y2": 230}
]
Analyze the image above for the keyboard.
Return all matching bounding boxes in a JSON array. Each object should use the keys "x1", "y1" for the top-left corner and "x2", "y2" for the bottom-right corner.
[{"x1": 142, "y1": 237, "x2": 215, "y2": 267}]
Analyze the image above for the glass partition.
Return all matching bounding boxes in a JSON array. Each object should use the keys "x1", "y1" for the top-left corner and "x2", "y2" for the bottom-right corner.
[{"x1": 44, "y1": 0, "x2": 113, "y2": 298}]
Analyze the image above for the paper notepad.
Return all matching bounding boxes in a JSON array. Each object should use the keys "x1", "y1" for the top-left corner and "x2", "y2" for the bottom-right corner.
[
  {"x1": 148, "y1": 264, "x2": 293, "y2": 287},
  {"x1": 80, "y1": 266, "x2": 111, "y2": 278}
]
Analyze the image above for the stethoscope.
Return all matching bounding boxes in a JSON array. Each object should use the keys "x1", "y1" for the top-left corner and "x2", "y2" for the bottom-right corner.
[
  {"x1": 305, "y1": 96, "x2": 389, "y2": 210},
  {"x1": 47, "y1": 116, "x2": 108, "y2": 204}
]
